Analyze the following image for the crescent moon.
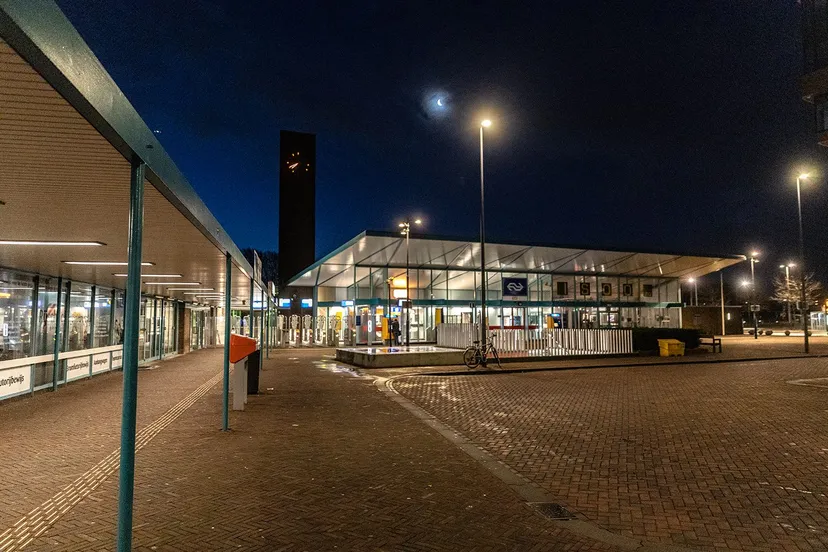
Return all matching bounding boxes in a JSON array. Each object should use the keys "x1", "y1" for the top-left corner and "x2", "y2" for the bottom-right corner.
[{"x1": 436, "y1": 98, "x2": 443, "y2": 106}]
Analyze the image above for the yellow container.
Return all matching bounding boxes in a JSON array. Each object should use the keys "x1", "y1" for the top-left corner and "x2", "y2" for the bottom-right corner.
[{"x1": 658, "y1": 338, "x2": 685, "y2": 357}]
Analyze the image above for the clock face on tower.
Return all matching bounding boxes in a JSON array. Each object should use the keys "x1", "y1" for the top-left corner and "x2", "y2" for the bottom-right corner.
[{"x1": 286, "y1": 151, "x2": 311, "y2": 173}]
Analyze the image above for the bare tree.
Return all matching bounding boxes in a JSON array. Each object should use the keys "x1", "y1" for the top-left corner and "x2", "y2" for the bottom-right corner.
[{"x1": 771, "y1": 272, "x2": 824, "y2": 309}]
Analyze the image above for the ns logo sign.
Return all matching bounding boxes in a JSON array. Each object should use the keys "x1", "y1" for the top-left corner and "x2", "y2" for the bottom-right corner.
[{"x1": 502, "y1": 277, "x2": 529, "y2": 299}]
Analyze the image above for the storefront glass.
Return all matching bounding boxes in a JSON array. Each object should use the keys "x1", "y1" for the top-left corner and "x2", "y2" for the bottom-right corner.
[
  {"x1": 92, "y1": 287, "x2": 112, "y2": 347},
  {"x1": 0, "y1": 270, "x2": 35, "y2": 361},
  {"x1": 66, "y1": 284, "x2": 91, "y2": 351}
]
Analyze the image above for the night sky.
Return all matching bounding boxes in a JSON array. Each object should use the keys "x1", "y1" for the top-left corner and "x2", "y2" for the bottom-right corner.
[{"x1": 56, "y1": 1, "x2": 828, "y2": 294}]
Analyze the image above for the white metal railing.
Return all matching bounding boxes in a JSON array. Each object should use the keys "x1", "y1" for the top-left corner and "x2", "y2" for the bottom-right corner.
[{"x1": 436, "y1": 323, "x2": 633, "y2": 356}]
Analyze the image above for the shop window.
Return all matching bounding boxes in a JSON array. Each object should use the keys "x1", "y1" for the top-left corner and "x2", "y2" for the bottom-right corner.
[
  {"x1": 66, "y1": 285, "x2": 91, "y2": 351},
  {"x1": 113, "y1": 291, "x2": 125, "y2": 345},
  {"x1": 34, "y1": 279, "x2": 61, "y2": 356},
  {"x1": 556, "y1": 281, "x2": 568, "y2": 296},
  {"x1": 0, "y1": 270, "x2": 35, "y2": 361},
  {"x1": 93, "y1": 288, "x2": 112, "y2": 348}
]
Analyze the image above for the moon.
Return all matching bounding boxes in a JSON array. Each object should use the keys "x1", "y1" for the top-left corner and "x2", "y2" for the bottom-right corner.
[{"x1": 436, "y1": 98, "x2": 443, "y2": 107}]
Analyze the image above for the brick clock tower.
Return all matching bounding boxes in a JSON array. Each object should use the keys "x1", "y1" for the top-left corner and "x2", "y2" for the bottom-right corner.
[{"x1": 278, "y1": 130, "x2": 316, "y2": 310}]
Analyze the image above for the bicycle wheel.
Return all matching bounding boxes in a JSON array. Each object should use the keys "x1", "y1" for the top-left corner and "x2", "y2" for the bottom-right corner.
[{"x1": 463, "y1": 347, "x2": 480, "y2": 369}]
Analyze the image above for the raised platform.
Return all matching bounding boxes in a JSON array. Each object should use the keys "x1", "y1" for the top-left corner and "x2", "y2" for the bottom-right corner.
[{"x1": 335, "y1": 346, "x2": 463, "y2": 368}]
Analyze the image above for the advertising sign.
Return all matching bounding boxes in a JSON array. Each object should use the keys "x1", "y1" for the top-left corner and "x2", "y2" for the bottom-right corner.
[
  {"x1": 502, "y1": 277, "x2": 529, "y2": 300},
  {"x1": 112, "y1": 348, "x2": 123, "y2": 369},
  {"x1": 66, "y1": 356, "x2": 91, "y2": 381},
  {"x1": 579, "y1": 282, "x2": 591, "y2": 296},
  {"x1": 278, "y1": 298, "x2": 291, "y2": 308},
  {"x1": 91, "y1": 352, "x2": 111, "y2": 374},
  {"x1": 0, "y1": 366, "x2": 30, "y2": 399},
  {"x1": 301, "y1": 299, "x2": 313, "y2": 308}
]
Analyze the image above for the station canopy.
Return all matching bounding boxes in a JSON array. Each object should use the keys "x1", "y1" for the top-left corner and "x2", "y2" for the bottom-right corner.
[
  {"x1": 0, "y1": 3, "x2": 263, "y2": 306},
  {"x1": 288, "y1": 231, "x2": 746, "y2": 290}
]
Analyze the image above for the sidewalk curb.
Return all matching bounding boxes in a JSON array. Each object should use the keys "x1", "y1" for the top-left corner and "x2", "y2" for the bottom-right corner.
[
  {"x1": 415, "y1": 353, "x2": 828, "y2": 377},
  {"x1": 373, "y1": 374, "x2": 698, "y2": 552}
]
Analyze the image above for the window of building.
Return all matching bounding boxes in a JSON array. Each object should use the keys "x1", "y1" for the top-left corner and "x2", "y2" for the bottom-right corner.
[
  {"x1": 93, "y1": 287, "x2": 112, "y2": 348},
  {"x1": 556, "y1": 281, "x2": 568, "y2": 296},
  {"x1": 66, "y1": 285, "x2": 91, "y2": 351},
  {"x1": 622, "y1": 283, "x2": 634, "y2": 297},
  {"x1": 642, "y1": 284, "x2": 654, "y2": 298},
  {"x1": 113, "y1": 290, "x2": 125, "y2": 345},
  {"x1": 0, "y1": 270, "x2": 35, "y2": 361}
]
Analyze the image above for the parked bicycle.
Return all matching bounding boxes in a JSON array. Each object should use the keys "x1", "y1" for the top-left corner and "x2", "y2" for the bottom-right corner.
[{"x1": 463, "y1": 333, "x2": 501, "y2": 369}]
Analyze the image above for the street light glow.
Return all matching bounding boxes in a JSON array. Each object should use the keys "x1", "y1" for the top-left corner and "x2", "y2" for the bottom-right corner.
[
  {"x1": 741, "y1": 280, "x2": 750, "y2": 287},
  {"x1": 799, "y1": 173, "x2": 810, "y2": 180},
  {"x1": 414, "y1": 219, "x2": 422, "y2": 225},
  {"x1": 687, "y1": 278, "x2": 695, "y2": 283},
  {"x1": 481, "y1": 119, "x2": 492, "y2": 128}
]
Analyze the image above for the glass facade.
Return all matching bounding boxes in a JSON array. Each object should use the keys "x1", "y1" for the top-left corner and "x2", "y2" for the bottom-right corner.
[
  {"x1": 0, "y1": 267, "x2": 207, "y2": 401},
  {"x1": 313, "y1": 269, "x2": 683, "y2": 346},
  {"x1": 0, "y1": 269, "x2": 35, "y2": 361}
]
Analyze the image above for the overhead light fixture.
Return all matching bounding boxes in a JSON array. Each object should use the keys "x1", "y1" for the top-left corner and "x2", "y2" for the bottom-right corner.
[
  {"x1": 63, "y1": 261, "x2": 154, "y2": 266},
  {"x1": 1, "y1": 240, "x2": 106, "y2": 246},
  {"x1": 143, "y1": 282, "x2": 201, "y2": 286},
  {"x1": 114, "y1": 273, "x2": 181, "y2": 278},
  {"x1": 165, "y1": 287, "x2": 213, "y2": 292}
]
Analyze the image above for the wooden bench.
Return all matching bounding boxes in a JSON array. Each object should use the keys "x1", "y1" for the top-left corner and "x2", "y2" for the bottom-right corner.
[{"x1": 699, "y1": 335, "x2": 722, "y2": 353}]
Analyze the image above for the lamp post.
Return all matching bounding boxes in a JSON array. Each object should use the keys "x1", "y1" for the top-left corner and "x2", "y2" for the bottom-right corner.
[
  {"x1": 796, "y1": 173, "x2": 810, "y2": 353},
  {"x1": 779, "y1": 263, "x2": 795, "y2": 324},
  {"x1": 398, "y1": 218, "x2": 421, "y2": 347},
  {"x1": 749, "y1": 251, "x2": 759, "y2": 340},
  {"x1": 479, "y1": 119, "x2": 492, "y2": 365}
]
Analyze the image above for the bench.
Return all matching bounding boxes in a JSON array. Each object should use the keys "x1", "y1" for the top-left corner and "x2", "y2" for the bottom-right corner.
[{"x1": 699, "y1": 335, "x2": 722, "y2": 353}]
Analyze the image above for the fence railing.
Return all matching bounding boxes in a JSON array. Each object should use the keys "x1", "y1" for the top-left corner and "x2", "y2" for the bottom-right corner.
[{"x1": 436, "y1": 323, "x2": 634, "y2": 356}]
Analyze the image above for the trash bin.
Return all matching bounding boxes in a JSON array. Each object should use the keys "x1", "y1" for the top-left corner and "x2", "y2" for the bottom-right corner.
[
  {"x1": 658, "y1": 338, "x2": 685, "y2": 357},
  {"x1": 247, "y1": 349, "x2": 260, "y2": 395}
]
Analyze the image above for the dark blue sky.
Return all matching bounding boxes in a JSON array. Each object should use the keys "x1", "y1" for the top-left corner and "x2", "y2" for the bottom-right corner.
[{"x1": 56, "y1": 1, "x2": 828, "y2": 290}]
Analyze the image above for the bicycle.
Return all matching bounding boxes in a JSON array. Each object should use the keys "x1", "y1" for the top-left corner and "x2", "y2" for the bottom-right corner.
[{"x1": 463, "y1": 333, "x2": 501, "y2": 369}]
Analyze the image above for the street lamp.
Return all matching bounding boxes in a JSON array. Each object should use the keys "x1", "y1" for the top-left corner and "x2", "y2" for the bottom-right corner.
[
  {"x1": 687, "y1": 278, "x2": 698, "y2": 306},
  {"x1": 796, "y1": 173, "x2": 810, "y2": 353},
  {"x1": 749, "y1": 251, "x2": 759, "y2": 340},
  {"x1": 479, "y1": 119, "x2": 492, "y2": 365},
  {"x1": 779, "y1": 263, "x2": 795, "y2": 324},
  {"x1": 398, "y1": 218, "x2": 422, "y2": 347}
]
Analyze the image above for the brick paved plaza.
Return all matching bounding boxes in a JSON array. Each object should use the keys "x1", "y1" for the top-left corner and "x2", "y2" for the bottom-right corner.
[{"x1": 2, "y1": 345, "x2": 828, "y2": 550}]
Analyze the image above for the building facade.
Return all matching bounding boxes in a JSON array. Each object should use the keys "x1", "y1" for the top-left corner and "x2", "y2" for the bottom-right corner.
[{"x1": 285, "y1": 231, "x2": 744, "y2": 346}]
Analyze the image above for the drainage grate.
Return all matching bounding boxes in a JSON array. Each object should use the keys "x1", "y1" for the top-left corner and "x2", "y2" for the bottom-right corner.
[{"x1": 529, "y1": 502, "x2": 576, "y2": 520}]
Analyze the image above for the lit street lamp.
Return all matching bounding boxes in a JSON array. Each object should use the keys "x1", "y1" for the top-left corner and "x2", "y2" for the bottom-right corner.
[
  {"x1": 687, "y1": 278, "x2": 698, "y2": 306},
  {"x1": 479, "y1": 119, "x2": 492, "y2": 366},
  {"x1": 398, "y1": 218, "x2": 422, "y2": 347},
  {"x1": 796, "y1": 173, "x2": 810, "y2": 353},
  {"x1": 749, "y1": 251, "x2": 759, "y2": 340},
  {"x1": 779, "y1": 263, "x2": 795, "y2": 324}
]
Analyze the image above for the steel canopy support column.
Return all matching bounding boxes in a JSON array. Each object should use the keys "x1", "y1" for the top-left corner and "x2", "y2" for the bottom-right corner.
[
  {"x1": 51, "y1": 276, "x2": 63, "y2": 391},
  {"x1": 720, "y1": 272, "x2": 726, "y2": 336},
  {"x1": 159, "y1": 299, "x2": 165, "y2": 360},
  {"x1": 117, "y1": 160, "x2": 145, "y2": 552},
  {"x1": 249, "y1": 279, "x2": 254, "y2": 339},
  {"x1": 222, "y1": 253, "x2": 231, "y2": 431}
]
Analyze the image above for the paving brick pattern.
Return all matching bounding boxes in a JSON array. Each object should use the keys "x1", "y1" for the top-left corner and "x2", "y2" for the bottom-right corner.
[
  {"x1": 393, "y1": 357, "x2": 828, "y2": 551},
  {"x1": 0, "y1": 351, "x2": 222, "y2": 533},
  {"x1": 3, "y1": 349, "x2": 618, "y2": 551}
]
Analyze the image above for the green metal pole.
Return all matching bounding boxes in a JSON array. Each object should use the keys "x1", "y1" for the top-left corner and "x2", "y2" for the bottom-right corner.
[
  {"x1": 249, "y1": 279, "x2": 254, "y2": 338},
  {"x1": 52, "y1": 276, "x2": 62, "y2": 391},
  {"x1": 223, "y1": 253, "x2": 231, "y2": 431},
  {"x1": 89, "y1": 286, "x2": 96, "y2": 351},
  {"x1": 117, "y1": 160, "x2": 145, "y2": 552},
  {"x1": 159, "y1": 299, "x2": 165, "y2": 360},
  {"x1": 266, "y1": 296, "x2": 270, "y2": 359},
  {"x1": 259, "y1": 288, "x2": 264, "y2": 349}
]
